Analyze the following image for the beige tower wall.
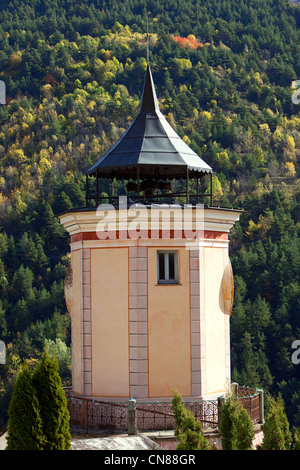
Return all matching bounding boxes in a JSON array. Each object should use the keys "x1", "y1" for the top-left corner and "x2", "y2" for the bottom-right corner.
[
  {"x1": 90, "y1": 247, "x2": 129, "y2": 397},
  {"x1": 203, "y1": 246, "x2": 230, "y2": 398},
  {"x1": 147, "y1": 246, "x2": 191, "y2": 398}
]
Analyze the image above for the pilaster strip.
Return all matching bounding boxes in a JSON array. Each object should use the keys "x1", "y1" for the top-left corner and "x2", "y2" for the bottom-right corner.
[
  {"x1": 190, "y1": 248, "x2": 202, "y2": 397},
  {"x1": 129, "y1": 246, "x2": 148, "y2": 399},
  {"x1": 82, "y1": 248, "x2": 92, "y2": 396}
]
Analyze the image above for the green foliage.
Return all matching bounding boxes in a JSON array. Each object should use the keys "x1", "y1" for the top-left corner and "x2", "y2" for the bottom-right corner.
[
  {"x1": 237, "y1": 406, "x2": 255, "y2": 450},
  {"x1": 32, "y1": 348, "x2": 71, "y2": 450},
  {"x1": 6, "y1": 364, "x2": 46, "y2": 450},
  {"x1": 0, "y1": 0, "x2": 299, "y2": 432},
  {"x1": 261, "y1": 394, "x2": 292, "y2": 450},
  {"x1": 219, "y1": 395, "x2": 254, "y2": 450},
  {"x1": 6, "y1": 350, "x2": 71, "y2": 450},
  {"x1": 44, "y1": 338, "x2": 71, "y2": 380},
  {"x1": 293, "y1": 428, "x2": 300, "y2": 450},
  {"x1": 172, "y1": 390, "x2": 212, "y2": 450}
]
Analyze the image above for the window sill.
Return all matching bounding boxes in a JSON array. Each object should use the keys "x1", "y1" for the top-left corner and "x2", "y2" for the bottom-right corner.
[{"x1": 156, "y1": 282, "x2": 181, "y2": 286}]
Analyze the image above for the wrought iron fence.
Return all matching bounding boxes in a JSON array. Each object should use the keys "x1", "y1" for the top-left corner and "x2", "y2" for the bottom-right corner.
[
  {"x1": 65, "y1": 384, "x2": 263, "y2": 433},
  {"x1": 234, "y1": 384, "x2": 263, "y2": 424},
  {"x1": 66, "y1": 396, "x2": 128, "y2": 432},
  {"x1": 66, "y1": 395, "x2": 219, "y2": 433},
  {"x1": 136, "y1": 400, "x2": 219, "y2": 431}
]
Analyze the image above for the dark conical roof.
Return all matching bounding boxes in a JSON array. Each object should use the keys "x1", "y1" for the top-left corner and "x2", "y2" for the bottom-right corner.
[{"x1": 86, "y1": 65, "x2": 212, "y2": 180}]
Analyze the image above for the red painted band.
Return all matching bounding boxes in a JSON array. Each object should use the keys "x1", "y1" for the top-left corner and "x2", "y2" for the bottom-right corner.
[{"x1": 71, "y1": 230, "x2": 228, "y2": 243}]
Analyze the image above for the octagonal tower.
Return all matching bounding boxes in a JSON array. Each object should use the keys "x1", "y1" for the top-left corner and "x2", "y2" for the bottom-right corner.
[{"x1": 59, "y1": 64, "x2": 242, "y2": 402}]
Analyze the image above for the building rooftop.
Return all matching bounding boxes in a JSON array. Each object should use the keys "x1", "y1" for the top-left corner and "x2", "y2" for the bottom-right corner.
[{"x1": 86, "y1": 65, "x2": 212, "y2": 181}]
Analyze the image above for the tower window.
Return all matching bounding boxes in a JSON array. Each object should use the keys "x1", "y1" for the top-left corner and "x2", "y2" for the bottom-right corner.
[{"x1": 157, "y1": 251, "x2": 178, "y2": 284}]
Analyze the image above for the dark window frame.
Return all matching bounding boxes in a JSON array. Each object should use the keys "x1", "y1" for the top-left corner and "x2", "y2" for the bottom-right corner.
[{"x1": 157, "y1": 250, "x2": 178, "y2": 284}]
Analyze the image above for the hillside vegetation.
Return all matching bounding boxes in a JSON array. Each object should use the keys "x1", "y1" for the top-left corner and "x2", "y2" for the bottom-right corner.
[{"x1": 0, "y1": 0, "x2": 300, "y2": 428}]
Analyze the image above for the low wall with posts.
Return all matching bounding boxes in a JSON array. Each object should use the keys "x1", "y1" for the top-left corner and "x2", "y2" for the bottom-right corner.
[{"x1": 65, "y1": 384, "x2": 264, "y2": 435}]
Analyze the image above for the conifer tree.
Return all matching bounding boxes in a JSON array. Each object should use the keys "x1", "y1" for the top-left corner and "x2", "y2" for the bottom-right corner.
[
  {"x1": 236, "y1": 406, "x2": 255, "y2": 450},
  {"x1": 261, "y1": 395, "x2": 291, "y2": 450},
  {"x1": 172, "y1": 390, "x2": 212, "y2": 450},
  {"x1": 6, "y1": 364, "x2": 46, "y2": 450},
  {"x1": 219, "y1": 394, "x2": 254, "y2": 450},
  {"x1": 292, "y1": 428, "x2": 300, "y2": 450},
  {"x1": 32, "y1": 348, "x2": 71, "y2": 450},
  {"x1": 219, "y1": 395, "x2": 240, "y2": 450}
]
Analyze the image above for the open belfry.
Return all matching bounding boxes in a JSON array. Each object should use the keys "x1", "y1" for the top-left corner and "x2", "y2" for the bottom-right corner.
[{"x1": 59, "y1": 63, "x2": 242, "y2": 403}]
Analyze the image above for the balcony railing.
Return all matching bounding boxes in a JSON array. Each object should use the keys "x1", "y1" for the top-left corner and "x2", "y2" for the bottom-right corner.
[{"x1": 65, "y1": 384, "x2": 263, "y2": 433}]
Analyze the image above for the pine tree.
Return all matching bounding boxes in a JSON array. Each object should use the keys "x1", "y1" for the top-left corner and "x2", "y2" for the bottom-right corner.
[
  {"x1": 172, "y1": 390, "x2": 212, "y2": 450},
  {"x1": 12, "y1": 264, "x2": 34, "y2": 300},
  {"x1": 32, "y1": 348, "x2": 71, "y2": 450},
  {"x1": 261, "y1": 395, "x2": 292, "y2": 450},
  {"x1": 6, "y1": 364, "x2": 46, "y2": 450},
  {"x1": 18, "y1": 232, "x2": 38, "y2": 270}
]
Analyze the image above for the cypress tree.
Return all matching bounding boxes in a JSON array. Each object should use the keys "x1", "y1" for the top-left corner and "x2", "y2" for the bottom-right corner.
[
  {"x1": 32, "y1": 348, "x2": 71, "y2": 450},
  {"x1": 261, "y1": 395, "x2": 291, "y2": 450},
  {"x1": 236, "y1": 406, "x2": 255, "y2": 450},
  {"x1": 292, "y1": 428, "x2": 300, "y2": 450},
  {"x1": 172, "y1": 390, "x2": 212, "y2": 450},
  {"x1": 219, "y1": 394, "x2": 254, "y2": 450},
  {"x1": 6, "y1": 364, "x2": 46, "y2": 450},
  {"x1": 219, "y1": 395, "x2": 240, "y2": 450}
]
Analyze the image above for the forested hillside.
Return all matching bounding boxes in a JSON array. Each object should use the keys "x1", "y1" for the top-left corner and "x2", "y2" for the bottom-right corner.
[{"x1": 0, "y1": 0, "x2": 300, "y2": 428}]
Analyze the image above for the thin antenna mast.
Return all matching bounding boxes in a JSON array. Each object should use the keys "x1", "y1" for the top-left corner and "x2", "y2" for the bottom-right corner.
[{"x1": 146, "y1": 12, "x2": 149, "y2": 64}]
